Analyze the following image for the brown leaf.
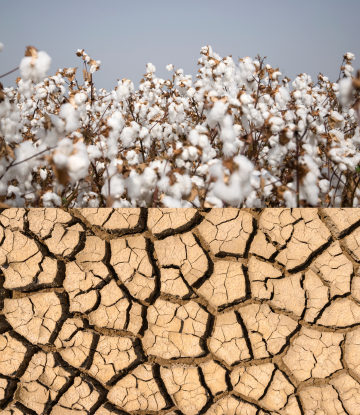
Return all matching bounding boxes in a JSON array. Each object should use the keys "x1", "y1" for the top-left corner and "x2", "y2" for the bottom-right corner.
[
  {"x1": 25, "y1": 46, "x2": 38, "y2": 67},
  {"x1": 47, "y1": 155, "x2": 69, "y2": 186},
  {"x1": 136, "y1": 163, "x2": 147, "y2": 174},
  {"x1": 168, "y1": 171, "x2": 177, "y2": 186},
  {"x1": 329, "y1": 131, "x2": 340, "y2": 143},
  {"x1": 43, "y1": 113, "x2": 52, "y2": 130},
  {"x1": 353, "y1": 71, "x2": 360, "y2": 90},
  {"x1": 298, "y1": 164, "x2": 310, "y2": 184},
  {"x1": 83, "y1": 68, "x2": 91, "y2": 83},
  {"x1": 276, "y1": 185, "x2": 287, "y2": 199},
  {"x1": 258, "y1": 68, "x2": 266, "y2": 79},
  {"x1": 223, "y1": 157, "x2": 235, "y2": 172},
  {"x1": 0, "y1": 83, "x2": 4, "y2": 103},
  {"x1": 53, "y1": 166, "x2": 69, "y2": 186},
  {"x1": 65, "y1": 67, "x2": 78, "y2": 83},
  {"x1": 185, "y1": 184, "x2": 198, "y2": 202},
  {"x1": 260, "y1": 176, "x2": 265, "y2": 191},
  {"x1": 0, "y1": 141, "x2": 15, "y2": 161},
  {"x1": 81, "y1": 128, "x2": 93, "y2": 144},
  {"x1": 173, "y1": 148, "x2": 183, "y2": 158},
  {"x1": 240, "y1": 134, "x2": 253, "y2": 144},
  {"x1": 279, "y1": 131, "x2": 290, "y2": 146}
]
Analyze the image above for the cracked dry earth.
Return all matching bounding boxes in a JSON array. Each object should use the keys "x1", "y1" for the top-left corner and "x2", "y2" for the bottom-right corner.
[{"x1": 2, "y1": 209, "x2": 360, "y2": 415}]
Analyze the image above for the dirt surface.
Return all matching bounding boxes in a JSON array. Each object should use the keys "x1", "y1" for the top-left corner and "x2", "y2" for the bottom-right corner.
[{"x1": 1, "y1": 207, "x2": 360, "y2": 414}]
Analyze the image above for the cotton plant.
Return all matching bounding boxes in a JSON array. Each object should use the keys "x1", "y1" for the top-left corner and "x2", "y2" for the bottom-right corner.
[{"x1": 0, "y1": 44, "x2": 359, "y2": 208}]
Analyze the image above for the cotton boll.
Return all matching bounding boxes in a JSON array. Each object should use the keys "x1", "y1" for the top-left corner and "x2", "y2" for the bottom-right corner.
[
  {"x1": 166, "y1": 64, "x2": 174, "y2": 72},
  {"x1": 120, "y1": 126, "x2": 137, "y2": 148},
  {"x1": 146, "y1": 63, "x2": 156, "y2": 74},
  {"x1": 43, "y1": 192, "x2": 61, "y2": 207},
  {"x1": 126, "y1": 150, "x2": 140, "y2": 165},
  {"x1": 188, "y1": 129, "x2": 199, "y2": 146},
  {"x1": 338, "y1": 77, "x2": 353, "y2": 107},
  {"x1": 58, "y1": 137, "x2": 74, "y2": 156},
  {"x1": 207, "y1": 100, "x2": 227, "y2": 128},
  {"x1": 161, "y1": 196, "x2": 183, "y2": 208},
  {"x1": 319, "y1": 179, "x2": 330, "y2": 194},
  {"x1": 19, "y1": 51, "x2": 51, "y2": 84},
  {"x1": 87, "y1": 145, "x2": 102, "y2": 162},
  {"x1": 74, "y1": 92, "x2": 88, "y2": 106},
  {"x1": 188, "y1": 146, "x2": 199, "y2": 161},
  {"x1": 39, "y1": 168, "x2": 48, "y2": 181},
  {"x1": 220, "y1": 115, "x2": 238, "y2": 157},
  {"x1": 59, "y1": 103, "x2": 80, "y2": 133},
  {"x1": 283, "y1": 190, "x2": 297, "y2": 207}
]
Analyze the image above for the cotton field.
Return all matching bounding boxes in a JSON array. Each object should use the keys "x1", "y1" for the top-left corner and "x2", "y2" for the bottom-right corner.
[{"x1": 0, "y1": 44, "x2": 359, "y2": 208}]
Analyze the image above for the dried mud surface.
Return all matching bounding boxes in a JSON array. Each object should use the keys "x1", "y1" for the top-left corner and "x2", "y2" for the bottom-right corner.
[{"x1": 1, "y1": 207, "x2": 360, "y2": 414}]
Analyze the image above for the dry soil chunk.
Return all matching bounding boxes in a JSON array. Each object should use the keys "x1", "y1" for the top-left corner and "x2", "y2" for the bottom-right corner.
[
  {"x1": 161, "y1": 365, "x2": 208, "y2": 415},
  {"x1": 160, "y1": 268, "x2": 193, "y2": 299},
  {"x1": 330, "y1": 373, "x2": 360, "y2": 415},
  {"x1": 248, "y1": 257, "x2": 305, "y2": 316},
  {"x1": 344, "y1": 227, "x2": 360, "y2": 262},
  {"x1": 0, "y1": 208, "x2": 25, "y2": 230},
  {"x1": 4, "y1": 292, "x2": 65, "y2": 345},
  {"x1": 276, "y1": 214, "x2": 331, "y2": 271},
  {"x1": 94, "y1": 403, "x2": 128, "y2": 415},
  {"x1": 143, "y1": 299, "x2": 209, "y2": 359},
  {"x1": 50, "y1": 376, "x2": 103, "y2": 415},
  {"x1": 15, "y1": 351, "x2": 74, "y2": 415},
  {"x1": 45, "y1": 222, "x2": 85, "y2": 259},
  {"x1": 197, "y1": 209, "x2": 253, "y2": 257},
  {"x1": 351, "y1": 268, "x2": 360, "y2": 303},
  {"x1": 239, "y1": 303, "x2": 298, "y2": 359},
  {"x1": 205, "y1": 395, "x2": 258, "y2": 415},
  {"x1": 209, "y1": 310, "x2": 250, "y2": 366},
  {"x1": 28, "y1": 208, "x2": 73, "y2": 238},
  {"x1": 303, "y1": 270, "x2": 330, "y2": 323},
  {"x1": 55, "y1": 318, "x2": 96, "y2": 369},
  {"x1": 79, "y1": 208, "x2": 143, "y2": 233},
  {"x1": 88, "y1": 279, "x2": 143, "y2": 334},
  {"x1": 2, "y1": 402, "x2": 34, "y2": 415},
  {"x1": 148, "y1": 208, "x2": 198, "y2": 237},
  {"x1": 299, "y1": 385, "x2": 346, "y2": 415},
  {"x1": 322, "y1": 208, "x2": 360, "y2": 238},
  {"x1": 0, "y1": 376, "x2": 15, "y2": 402},
  {"x1": 283, "y1": 328, "x2": 344, "y2": 382},
  {"x1": 64, "y1": 236, "x2": 110, "y2": 314},
  {"x1": 200, "y1": 360, "x2": 227, "y2": 396},
  {"x1": 317, "y1": 297, "x2": 360, "y2": 327},
  {"x1": 231, "y1": 363, "x2": 275, "y2": 399},
  {"x1": 107, "y1": 363, "x2": 167, "y2": 412},
  {"x1": 259, "y1": 208, "x2": 301, "y2": 247},
  {"x1": 249, "y1": 231, "x2": 277, "y2": 259},
  {"x1": 258, "y1": 370, "x2": 295, "y2": 412},
  {"x1": 110, "y1": 235, "x2": 155, "y2": 302},
  {"x1": 154, "y1": 232, "x2": 208, "y2": 285},
  {"x1": 89, "y1": 335, "x2": 141, "y2": 384},
  {"x1": 75, "y1": 234, "x2": 107, "y2": 264},
  {"x1": 0, "y1": 331, "x2": 30, "y2": 377},
  {"x1": 310, "y1": 242, "x2": 353, "y2": 297},
  {"x1": 198, "y1": 261, "x2": 246, "y2": 309},
  {"x1": 344, "y1": 327, "x2": 360, "y2": 377},
  {"x1": 0, "y1": 229, "x2": 43, "y2": 290},
  {"x1": 64, "y1": 261, "x2": 108, "y2": 314}
]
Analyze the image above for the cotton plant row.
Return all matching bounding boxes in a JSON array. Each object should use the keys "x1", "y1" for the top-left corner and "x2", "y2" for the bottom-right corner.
[{"x1": 0, "y1": 43, "x2": 359, "y2": 208}]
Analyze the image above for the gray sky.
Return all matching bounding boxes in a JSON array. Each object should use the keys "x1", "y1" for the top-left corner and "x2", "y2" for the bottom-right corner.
[{"x1": 1, "y1": 0, "x2": 359, "y2": 92}]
